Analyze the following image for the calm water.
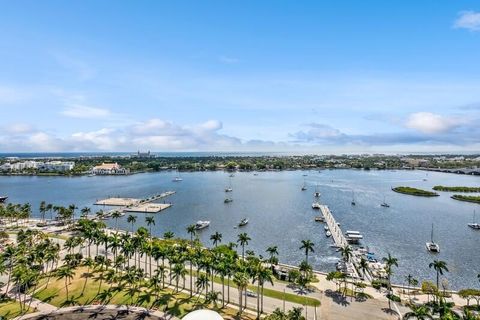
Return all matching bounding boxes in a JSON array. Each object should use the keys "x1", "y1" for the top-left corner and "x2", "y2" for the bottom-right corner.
[{"x1": 1, "y1": 169, "x2": 479, "y2": 290}]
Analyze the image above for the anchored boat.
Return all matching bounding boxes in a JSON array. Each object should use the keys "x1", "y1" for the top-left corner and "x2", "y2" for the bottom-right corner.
[
  {"x1": 468, "y1": 210, "x2": 480, "y2": 230},
  {"x1": 426, "y1": 223, "x2": 440, "y2": 253}
]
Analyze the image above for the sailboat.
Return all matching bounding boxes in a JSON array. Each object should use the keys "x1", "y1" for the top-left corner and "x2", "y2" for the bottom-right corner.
[
  {"x1": 172, "y1": 169, "x2": 183, "y2": 182},
  {"x1": 468, "y1": 210, "x2": 480, "y2": 229},
  {"x1": 225, "y1": 176, "x2": 233, "y2": 192},
  {"x1": 426, "y1": 223, "x2": 440, "y2": 253},
  {"x1": 380, "y1": 195, "x2": 389, "y2": 207},
  {"x1": 351, "y1": 191, "x2": 356, "y2": 206},
  {"x1": 313, "y1": 184, "x2": 320, "y2": 197},
  {"x1": 301, "y1": 178, "x2": 307, "y2": 191}
]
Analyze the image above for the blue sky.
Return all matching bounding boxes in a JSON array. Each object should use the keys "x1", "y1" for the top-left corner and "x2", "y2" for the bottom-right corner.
[{"x1": 1, "y1": 1, "x2": 480, "y2": 153}]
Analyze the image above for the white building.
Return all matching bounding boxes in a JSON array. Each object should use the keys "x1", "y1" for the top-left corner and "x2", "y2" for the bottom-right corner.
[
  {"x1": 92, "y1": 162, "x2": 129, "y2": 175},
  {"x1": 0, "y1": 160, "x2": 74, "y2": 172},
  {"x1": 38, "y1": 161, "x2": 75, "y2": 172}
]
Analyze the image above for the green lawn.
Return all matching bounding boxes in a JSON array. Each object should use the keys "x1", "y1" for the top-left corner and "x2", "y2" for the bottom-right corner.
[
  {"x1": 31, "y1": 268, "x2": 256, "y2": 319},
  {"x1": 188, "y1": 269, "x2": 321, "y2": 307},
  {"x1": 0, "y1": 298, "x2": 32, "y2": 319}
]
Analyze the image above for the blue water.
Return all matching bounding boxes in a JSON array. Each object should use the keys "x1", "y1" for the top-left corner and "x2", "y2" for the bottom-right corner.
[{"x1": 1, "y1": 169, "x2": 479, "y2": 290}]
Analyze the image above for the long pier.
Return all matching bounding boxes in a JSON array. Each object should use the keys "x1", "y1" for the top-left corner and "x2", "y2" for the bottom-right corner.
[{"x1": 319, "y1": 205, "x2": 348, "y2": 248}]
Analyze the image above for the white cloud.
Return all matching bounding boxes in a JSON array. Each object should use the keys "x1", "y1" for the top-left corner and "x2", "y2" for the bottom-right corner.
[
  {"x1": 453, "y1": 11, "x2": 480, "y2": 31},
  {"x1": 405, "y1": 112, "x2": 466, "y2": 134},
  {"x1": 61, "y1": 104, "x2": 111, "y2": 119}
]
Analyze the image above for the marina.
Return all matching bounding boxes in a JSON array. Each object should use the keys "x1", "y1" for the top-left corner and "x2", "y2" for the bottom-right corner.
[{"x1": 1, "y1": 169, "x2": 479, "y2": 289}]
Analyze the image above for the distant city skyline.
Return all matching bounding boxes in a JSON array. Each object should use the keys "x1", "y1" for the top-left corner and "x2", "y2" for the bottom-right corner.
[{"x1": 1, "y1": 1, "x2": 480, "y2": 153}]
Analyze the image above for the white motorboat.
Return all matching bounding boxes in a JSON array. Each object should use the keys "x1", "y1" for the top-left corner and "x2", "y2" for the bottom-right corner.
[
  {"x1": 239, "y1": 218, "x2": 249, "y2": 227},
  {"x1": 426, "y1": 223, "x2": 440, "y2": 253},
  {"x1": 314, "y1": 216, "x2": 325, "y2": 222},
  {"x1": 195, "y1": 220, "x2": 210, "y2": 230},
  {"x1": 172, "y1": 177, "x2": 183, "y2": 182},
  {"x1": 224, "y1": 198, "x2": 233, "y2": 203},
  {"x1": 312, "y1": 202, "x2": 321, "y2": 209},
  {"x1": 225, "y1": 187, "x2": 233, "y2": 192},
  {"x1": 324, "y1": 225, "x2": 329, "y2": 231},
  {"x1": 325, "y1": 231, "x2": 332, "y2": 237},
  {"x1": 468, "y1": 210, "x2": 480, "y2": 230}
]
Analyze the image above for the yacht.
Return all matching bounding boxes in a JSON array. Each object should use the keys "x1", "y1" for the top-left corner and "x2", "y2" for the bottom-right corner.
[
  {"x1": 426, "y1": 224, "x2": 440, "y2": 253},
  {"x1": 224, "y1": 198, "x2": 233, "y2": 203},
  {"x1": 324, "y1": 225, "x2": 329, "y2": 231},
  {"x1": 312, "y1": 202, "x2": 321, "y2": 209},
  {"x1": 195, "y1": 220, "x2": 210, "y2": 230},
  {"x1": 0, "y1": 196, "x2": 8, "y2": 203},
  {"x1": 325, "y1": 230, "x2": 332, "y2": 237},
  {"x1": 468, "y1": 210, "x2": 480, "y2": 230},
  {"x1": 239, "y1": 218, "x2": 249, "y2": 227}
]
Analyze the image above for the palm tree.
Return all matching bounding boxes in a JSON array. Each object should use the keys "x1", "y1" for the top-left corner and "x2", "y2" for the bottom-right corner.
[
  {"x1": 145, "y1": 216, "x2": 155, "y2": 235},
  {"x1": 210, "y1": 232, "x2": 222, "y2": 247},
  {"x1": 56, "y1": 266, "x2": 75, "y2": 300},
  {"x1": 127, "y1": 215, "x2": 137, "y2": 233},
  {"x1": 429, "y1": 260, "x2": 449, "y2": 303},
  {"x1": 237, "y1": 233, "x2": 251, "y2": 259},
  {"x1": 111, "y1": 211, "x2": 122, "y2": 231},
  {"x1": 39, "y1": 201, "x2": 46, "y2": 223},
  {"x1": 403, "y1": 305, "x2": 433, "y2": 319},
  {"x1": 339, "y1": 245, "x2": 353, "y2": 262},
  {"x1": 266, "y1": 246, "x2": 279, "y2": 265},
  {"x1": 404, "y1": 274, "x2": 418, "y2": 302},
  {"x1": 206, "y1": 291, "x2": 221, "y2": 307},
  {"x1": 163, "y1": 231, "x2": 175, "y2": 239},
  {"x1": 358, "y1": 257, "x2": 370, "y2": 279},
  {"x1": 382, "y1": 253, "x2": 398, "y2": 309},
  {"x1": 186, "y1": 225, "x2": 196, "y2": 246},
  {"x1": 80, "y1": 206, "x2": 91, "y2": 219},
  {"x1": 171, "y1": 263, "x2": 187, "y2": 292},
  {"x1": 253, "y1": 264, "x2": 274, "y2": 316},
  {"x1": 233, "y1": 271, "x2": 249, "y2": 315},
  {"x1": 196, "y1": 273, "x2": 210, "y2": 297},
  {"x1": 299, "y1": 239, "x2": 315, "y2": 264}
]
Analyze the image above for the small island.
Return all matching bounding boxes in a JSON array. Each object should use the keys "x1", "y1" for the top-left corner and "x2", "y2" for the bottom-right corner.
[
  {"x1": 433, "y1": 185, "x2": 480, "y2": 192},
  {"x1": 392, "y1": 186, "x2": 439, "y2": 197},
  {"x1": 451, "y1": 194, "x2": 480, "y2": 204}
]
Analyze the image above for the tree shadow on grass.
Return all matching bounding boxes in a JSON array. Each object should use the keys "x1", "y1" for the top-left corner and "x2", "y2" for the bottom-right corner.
[{"x1": 324, "y1": 289, "x2": 350, "y2": 307}]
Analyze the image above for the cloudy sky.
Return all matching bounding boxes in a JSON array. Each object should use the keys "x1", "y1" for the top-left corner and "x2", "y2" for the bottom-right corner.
[{"x1": 1, "y1": 1, "x2": 480, "y2": 153}]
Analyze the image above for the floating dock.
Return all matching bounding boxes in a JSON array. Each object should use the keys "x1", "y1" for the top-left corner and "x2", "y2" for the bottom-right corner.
[
  {"x1": 124, "y1": 203, "x2": 172, "y2": 213},
  {"x1": 94, "y1": 191, "x2": 175, "y2": 214}
]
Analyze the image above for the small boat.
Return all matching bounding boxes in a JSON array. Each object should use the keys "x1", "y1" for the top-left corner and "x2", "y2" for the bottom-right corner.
[
  {"x1": 426, "y1": 223, "x2": 440, "y2": 253},
  {"x1": 314, "y1": 216, "x2": 325, "y2": 222},
  {"x1": 225, "y1": 176, "x2": 233, "y2": 192},
  {"x1": 380, "y1": 195, "x2": 389, "y2": 208},
  {"x1": 87, "y1": 173, "x2": 96, "y2": 177},
  {"x1": 195, "y1": 220, "x2": 210, "y2": 230},
  {"x1": 324, "y1": 225, "x2": 329, "y2": 231},
  {"x1": 0, "y1": 196, "x2": 8, "y2": 203},
  {"x1": 224, "y1": 198, "x2": 233, "y2": 203},
  {"x1": 303, "y1": 174, "x2": 308, "y2": 177},
  {"x1": 301, "y1": 178, "x2": 307, "y2": 191},
  {"x1": 468, "y1": 210, "x2": 480, "y2": 230},
  {"x1": 229, "y1": 173, "x2": 235, "y2": 177},
  {"x1": 172, "y1": 169, "x2": 182, "y2": 182},
  {"x1": 239, "y1": 218, "x2": 249, "y2": 226},
  {"x1": 225, "y1": 187, "x2": 233, "y2": 192},
  {"x1": 312, "y1": 202, "x2": 321, "y2": 209},
  {"x1": 351, "y1": 191, "x2": 356, "y2": 206},
  {"x1": 253, "y1": 173, "x2": 258, "y2": 176},
  {"x1": 325, "y1": 231, "x2": 332, "y2": 237},
  {"x1": 314, "y1": 184, "x2": 320, "y2": 197}
]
